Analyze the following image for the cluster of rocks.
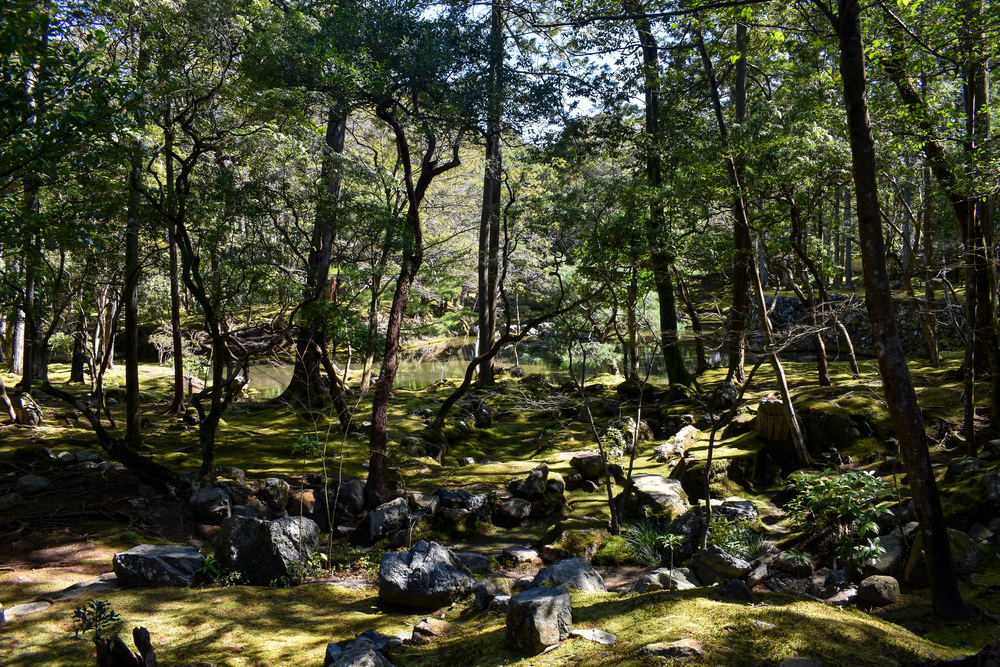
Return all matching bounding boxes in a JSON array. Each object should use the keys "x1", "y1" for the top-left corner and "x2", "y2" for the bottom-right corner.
[{"x1": 2, "y1": 448, "x2": 123, "y2": 512}]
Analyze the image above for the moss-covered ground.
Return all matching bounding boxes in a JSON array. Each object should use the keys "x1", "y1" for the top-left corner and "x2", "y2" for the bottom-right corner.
[{"x1": 2, "y1": 355, "x2": 998, "y2": 666}]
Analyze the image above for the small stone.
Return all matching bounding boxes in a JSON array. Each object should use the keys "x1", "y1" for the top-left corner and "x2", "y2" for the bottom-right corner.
[
  {"x1": 640, "y1": 638, "x2": 703, "y2": 658},
  {"x1": 750, "y1": 620, "x2": 775, "y2": 630},
  {"x1": 570, "y1": 628, "x2": 616, "y2": 645},
  {"x1": 824, "y1": 588, "x2": 857, "y2": 606},
  {"x1": 75, "y1": 451, "x2": 102, "y2": 463},
  {"x1": 0, "y1": 494, "x2": 27, "y2": 512},
  {"x1": 4, "y1": 601, "x2": 52, "y2": 620}
]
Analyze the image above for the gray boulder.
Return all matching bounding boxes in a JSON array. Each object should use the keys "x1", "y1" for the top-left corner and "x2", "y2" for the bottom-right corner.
[
  {"x1": 653, "y1": 426, "x2": 700, "y2": 462},
  {"x1": 191, "y1": 485, "x2": 232, "y2": 525},
  {"x1": 113, "y1": 544, "x2": 204, "y2": 587},
  {"x1": 689, "y1": 545, "x2": 751, "y2": 584},
  {"x1": 631, "y1": 567, "x2": 701, "y2": 593},
  {"x1": 618, "y1": 474, "x2": 688, "y2": 521},
  {"x1": 364, "y1": 497, "x2": 410, "y2": 544},
  {"x1": 214, "y1": 515, "x2": 320, "y2": 585},
  {"x1": 378, "y1": 540, "x2": 474, "y2": 609},
  {"x1": 258, "y1": 477, "x2": 291, "y2": 512},
  {"x1": 862, "y1": 534, "x2": 904, "y2": 577},
  {"x1": 718, "y1": 578, "x2": 756, "y2": 603},
  {"x1": 516, "y1": 464, "x2": 550, "y2": 498},
  {"x1": 715, "y1": 500, "x2": 758, "y2": 521},
  {"x1": 857, "y1": 575, "x2": 899, "y2": 607},
  {"x1": 324, "y1": 637, "x2": 394, "y2": 667},
  {"x1": 14, "y1": 474, "x2": 54, "y2": 495},
  {"x1": 493, "y1": 498, "x2": 532, "y2": 526},
  {"x1": 531, "y1": 557, "x2": 606, "y2": 592},
  {"x1": 570, "y1": 452, "x2": 604, "y2": 479},
  {"x1": 506, "y1": 585, "x2": 572, "y2": 655}
]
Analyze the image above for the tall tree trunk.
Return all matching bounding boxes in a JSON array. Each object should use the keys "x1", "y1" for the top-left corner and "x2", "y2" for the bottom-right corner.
[
  {"x1": 281, "y1": 107, "x2": 347, "y2": 404},
  {"x1": 476, "y1": 0, "x2": 504, "y2": 388},
  {"x1": 124, "y1": 104, "x2": 145, "y2": 447},
  {"x1": 727, "y1": 21, "x2": 750, "y2": 385},
  {"x1": 70, "y1": 315, "x2": 87, "y2": 383},
  {"x1": 365, "y1": 105, "x2": 461, "y2": 509},
  {"x1": 844, "y1": 190, "x2": 854, "y2": 289},
  {"x1": 163, "y1": 111, "x2": 186, "y2": 415},
  {"x1": 629, "y1": 1, "x2": 694, "y2": 389},
  {"x1": 696, "y1": 28, "x2": 809, "y2": 464},
  {"x1": 827, "y1": 0, "x2": 967, "y2": 618}
]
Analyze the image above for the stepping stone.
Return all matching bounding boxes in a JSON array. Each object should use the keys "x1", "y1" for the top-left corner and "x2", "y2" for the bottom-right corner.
[
  {"x1": 571, "y1": 628, "x2": 616, "y2": 645},
  {"x1": 4, "y1": 601, "x2": 52, "y2": 620}
]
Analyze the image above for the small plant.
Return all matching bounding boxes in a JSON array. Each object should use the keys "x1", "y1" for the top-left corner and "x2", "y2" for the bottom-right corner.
[
  {"x1": 785, "y1": 468, "x2": 891, "y2": 575},
  {"x1": 707, "y1": 517, "x2": 772, "y2": 561},
  {"x1": 784, "y1": 547, "x2": 814, "y2": 569},
  {"x1": 72, "y1": 600, "x2": 125, "y2": 640},
  {"x1": 622, "y1": 520, "x2": 684, "y2": 568},
  {"x1": 196, "y1": 555, "x2": 245, "y2": 586}
]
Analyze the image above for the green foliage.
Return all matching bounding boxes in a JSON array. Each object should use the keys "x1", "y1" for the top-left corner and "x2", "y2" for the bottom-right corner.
[
  {"x1": 622, "y1": 520, "x2": 683, "y2": 568},
  {"x1": 707, "y1": 517, "x2": 771, "y2": 561},
  {"x1": 196, "y1": 555, "x2": 244, "y2": 587},
  {"x1": 71, "y1": 600, "x2": 125, "y2": 640},
  {"x1": 785, "y1": 469, "x2": 891, "y2": 573}
]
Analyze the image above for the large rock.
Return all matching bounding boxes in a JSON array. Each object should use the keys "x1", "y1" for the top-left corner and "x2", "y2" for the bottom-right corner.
[
  {"x1": 190, "y1": 485, "x2": 232, "y2": 525},
  {"x1": 113, "y1": 544, "x2": 204, "y2": 587},
  {"x1": 862, "y1": 534, "x2": 904, "y2": 577},
  {"x1": 904, "y1": 528, "x2": 980, "y2": 585},
  {"x1": 362, "y1": 497, "x2": 410, "y2": 544},
  {"x1": 856, "y1": 575, "x2": 899, "y2": 607},
  {"x1": 530, "y1": 557, "x2": 606, "y2": 592},
  {"x1": 316, "y1": 479, "x2": 367, "y2": 530},
  {"x1": 618, "y1": 474, "x2": 689, "y2": 521},
  {"x1": 378, "y1": 540, "x2": 474, "y2": 609},
  {"x1": 631, "y1": 568, "x2": 701, "y2": 593},
  {"x1": 506, "y1": 585, "x2": 572, "y2": 655},
  {"x1": 214, "y1": 516, "x2": 320, "y2": 585},
  {"x1": 516, "y1": 464, "x2": 550, "y2": 498},
  {"x1": 324, "y1": 637, "x2": 395, "y2": 667},
  {"x1": 654, "y1": 426, "x2": 700, "y2": 462},
  {"x1": 689, "y1": 545, "x2": 751, "y2": 584},
  {"x1": 493, "y1": 498, "x2": 532, "y2": 527},
  {"x1": 15, "y1": 393, "x2": 43, "y2": 426},
  {"x1": 570, "y1": 452, "x2": 604, "y2": 480},
  {"x1": 258, "y1": 478, "x2": 291, "y2": 512},
  {"x1": 13, "y1": 474, "x2": 54, "y2": 495}
]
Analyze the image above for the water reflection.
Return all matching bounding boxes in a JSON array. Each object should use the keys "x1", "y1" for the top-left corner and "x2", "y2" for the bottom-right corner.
[{"x1": 247, "y1": 336, "x2": 724, "y2": 397}]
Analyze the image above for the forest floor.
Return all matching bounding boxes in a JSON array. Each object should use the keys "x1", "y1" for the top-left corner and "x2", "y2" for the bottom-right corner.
[{"x1": 2, "y1": 356, "x2": 1000, "y2": 667}]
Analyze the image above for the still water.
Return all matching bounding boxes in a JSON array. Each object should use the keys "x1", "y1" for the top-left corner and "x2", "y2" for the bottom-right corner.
[{"x1": 247, "y1": 337, "x2": 725, "y2": 398}]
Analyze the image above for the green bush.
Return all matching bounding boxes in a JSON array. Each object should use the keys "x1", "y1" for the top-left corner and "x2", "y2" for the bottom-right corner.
[
  {"x1": 785, "y1": 468, "x2": 891, "y2": 575},
  {"x1": 707, "y1": 517, "x2": 771, "y2": 561}
]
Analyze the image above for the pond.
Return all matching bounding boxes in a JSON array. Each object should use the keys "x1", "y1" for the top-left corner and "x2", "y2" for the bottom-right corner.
[{"x1": 245, "y1": 335, "x2": 726, "y2": 398}]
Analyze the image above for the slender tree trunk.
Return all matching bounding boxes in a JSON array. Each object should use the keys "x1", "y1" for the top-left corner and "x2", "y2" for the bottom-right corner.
[
  {"x1": 675, "y1": 268, "x2": 708, "y2": 373},
  {"x1": 124, "y1": 108, "x2": 145, "y2": 447},
  {"x1": 844, "y1": 190, "x2": 854, "y2": 289},
  {"x1": 70, "y1": 315, "x2": 87, "y2": 383},
  {"x1": 629, "y1": 1, "x2": 694, "y2": 389},
  {"x1": 727, "y1": 21, "x2": 750, "y2": 384},
  {"x1": 697, "y1": 28, "x2": 809, "y2": 463},
  {"x1": 829, "y1": 0, "x2": 967, "y2": 618},
  {"x1": 365, "y1": 105, "x2": 461, "y2": 509}
]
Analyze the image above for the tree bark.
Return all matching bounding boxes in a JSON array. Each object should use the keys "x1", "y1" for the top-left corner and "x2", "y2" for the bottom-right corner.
[
  {"x1": 727, "y1": 21, "x2": 750, "y2": 385},
  {"x1": 365, "y1": 104, "x2": 461, "y2": 510},
  {"x1": 476, "y1": 0, "x2": 504, "y2": 388},
  {"x1": 628, "y1": 1, "x2": 694, "y2": 389},
  {"x1": 281, "y1": 107, "x2": 347, "y2": 404},
  {"x1": 827, "y1": 0, "x2": 967, "y2": 618}
]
